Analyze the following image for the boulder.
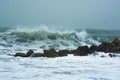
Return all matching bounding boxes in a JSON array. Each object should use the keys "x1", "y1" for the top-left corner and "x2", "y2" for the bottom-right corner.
[
  {"x1": 31, "y1": 53, "x2": 44, "y2": 57},
  {"x1": 58, "y1": 50, "x2": 69, "y2": 57},
  {"x1": 112, "y1": 38, "x2": 120, "y2": 47},
  {"x1": 12, "y1": 38, "x2": 120, "y2": 58},
  {"x1": 14, "y1": 53, "x2": 26, "y2": 57},
  {"x1": 90, "y1": 45, "x2": 98, "y2": 52},
  {"x1": 73, "y1": 46, "x2": 90, "y2": 56},
  {"x1": 26, "y1": 49, "x2": 34, "y2": 57},
  {"x1": 14, "y1": 49, "x2": 34, "y2": 57},
  {"x1": 97, "y1": 42, "x2": 116, "y2": 52},
  {"x1": 43, "y1": 48, "x2": 59, "y2": 57}
]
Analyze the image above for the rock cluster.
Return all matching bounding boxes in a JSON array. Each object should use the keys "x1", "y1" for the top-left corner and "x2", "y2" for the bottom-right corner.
[{"x1": 12, "y1": 38, "x2": 120, "y2": 58}]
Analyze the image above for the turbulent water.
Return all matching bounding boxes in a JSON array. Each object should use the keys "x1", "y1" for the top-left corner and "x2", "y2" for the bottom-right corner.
[{"x1": 0, "y1": 26, "x2": 120, "y2": 80}]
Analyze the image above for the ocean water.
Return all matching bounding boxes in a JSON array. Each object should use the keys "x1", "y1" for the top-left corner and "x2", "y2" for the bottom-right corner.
[{"x1": 0, "y1": 26, "x2": 120, "y2": 80}]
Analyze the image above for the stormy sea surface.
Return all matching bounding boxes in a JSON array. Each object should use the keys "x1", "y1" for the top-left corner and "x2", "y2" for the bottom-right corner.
[{"x1": 0, "y1": 26, "x2": 120, "y2": 80}]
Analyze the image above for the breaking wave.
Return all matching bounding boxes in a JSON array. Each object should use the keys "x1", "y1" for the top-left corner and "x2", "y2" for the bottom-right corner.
[{"x1": 0, "y1": 26, "x2": 100, "y2": 52}]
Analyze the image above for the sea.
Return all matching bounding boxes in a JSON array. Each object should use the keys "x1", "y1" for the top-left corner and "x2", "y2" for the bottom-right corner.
[{"x1": 0, "y1": 25, "x2": 120, "y2": 80}]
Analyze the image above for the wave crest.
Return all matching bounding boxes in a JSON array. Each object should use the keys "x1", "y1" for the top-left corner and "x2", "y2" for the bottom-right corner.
[{"x1": 0, "y1": 26, "x2": 100, "y2": 50}]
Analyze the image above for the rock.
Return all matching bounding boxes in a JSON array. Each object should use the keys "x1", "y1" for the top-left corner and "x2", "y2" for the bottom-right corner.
[
  {"x1": 109, "y1": 53, "x2": 116, "y2": 57},
  {"x1": 58, "y1": 50, "x2": 69, "y2": 57},
  {"x1": 43, "y1": 48, "x2": 59, "y2": 57},
  {"x1": 111, "y1": 38, "x2": 120, "y2": 52},
  {"x1": 31, "y1": 53, "x2": 44, "y2": 57},
  {"x1": 73, "y1": 46, "x2": 90, "y2": 56},
  {"x1": 7, "y1": 54, "x2": 14, "y2": 56},
  {"x1": 96, "y1": 38, "x2": 120, "y2": 53},
  {"x1": 44, "y1": 48, "x2": 57, "y2": 54},
  {"x1": 112, "y1": 38, "x2": 120, "y2": 47},
  {"x1": 26, "y1": 49, "x2": 34, "y2": 57},
  {"x1": 12, "y1": 38, "x2": 120, "y2": 58},
  {"x1": 14, "y1": 53, "x2": 26, "y2": 57},
  {"x1": 14, "y1": 49, "x2": 34, "y2": 57},
  {"x1": 100, "y1": 55, "x2": 106, "y2": 57},
  {"x1": 97, "y1": 42, "x2": 116, "y2": 52},
  {"x1": 90, "y1": 45, "x2": 98, "y2": 52}
]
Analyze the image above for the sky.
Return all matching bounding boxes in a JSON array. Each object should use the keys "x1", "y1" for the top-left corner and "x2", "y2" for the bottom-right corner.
[{"x1": 0, "y1": 0, "x2": 120, "y2": 29}]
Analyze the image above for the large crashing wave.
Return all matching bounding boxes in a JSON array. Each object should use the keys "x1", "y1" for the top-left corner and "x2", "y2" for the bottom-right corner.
[{"x1": 0, "y1": 26, "x2": 100, "y2": 51}]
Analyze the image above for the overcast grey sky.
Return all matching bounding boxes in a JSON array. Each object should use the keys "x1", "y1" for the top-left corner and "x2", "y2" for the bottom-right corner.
[{"x1": 0, "y1": 0, "x2": 120, "y2": 29}]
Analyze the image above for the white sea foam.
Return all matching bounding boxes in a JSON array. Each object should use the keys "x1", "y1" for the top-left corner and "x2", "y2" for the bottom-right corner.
[
  {"x1": 0, "y1": 54, "x2": 120, "y2": 80},
  {"x1": 0, "y1": 26, "x2": 120, "y2": 80}
]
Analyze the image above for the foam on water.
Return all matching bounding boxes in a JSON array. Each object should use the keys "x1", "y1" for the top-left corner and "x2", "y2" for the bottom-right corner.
[
  {"x1": 0, "y1": 54, "x2": 120, "y2": 80},
  {"x1": 0, "y1": 26, "x2": 120, "y2": 80}
]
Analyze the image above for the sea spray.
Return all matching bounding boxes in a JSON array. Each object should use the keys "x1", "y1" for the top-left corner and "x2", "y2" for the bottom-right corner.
[
  {"x1": 0, "y1": 26, "x2": 120, "y2": 80},
  {"x1": 0, "y1": 26, "x2": 100, "y2": 54}
]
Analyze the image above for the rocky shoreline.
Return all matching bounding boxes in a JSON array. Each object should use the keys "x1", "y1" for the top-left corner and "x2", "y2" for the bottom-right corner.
[{"x1": 10, "y1": 38, "x2": 120, "y2": 58}]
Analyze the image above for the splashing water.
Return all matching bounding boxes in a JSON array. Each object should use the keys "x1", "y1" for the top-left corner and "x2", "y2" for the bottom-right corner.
[{"x1": 0, "y1": 25, "x2": 120, "y2": 80}]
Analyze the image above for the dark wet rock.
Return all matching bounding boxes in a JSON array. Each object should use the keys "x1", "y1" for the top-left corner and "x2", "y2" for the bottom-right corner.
[
  {"x1": 109, "y1": 53, "x2": 116, "y2": 57},
  {"x1": 14, "y1": 53, "x2": 26, "y2": 57},
  {"x1": 26, "y1": 49, "x2": 34, "y2": 57},
  {"x1": 100, "y1": 55, "x2": 106, "y2": 57},
  {"x1": 73, "y1": 46, "x2": 91, "y2": 56},
  {"x1": 90, "y1": 45, "x2": 98, "y2": 52},
  {"x1": 97, "y1": 42, "x2": 116, "y2": 53},
  {"x1": 111, "y1": 38, "x2": 120, "y2": 52},
  {"x1": 14, "y1": 49, "x2": 34, "y2": 57},
  {"x1": 31, "y1": 53, "x2": 44, "y2": 57},
  {"x1": 70, "y1": 50, "x2": 75, "y2": 54},
  {"x1": 43, "y1": 48, "x2": 59, "y2": 57},
  {"x1": 11, "y1": 38, "x2": 120, "y2": 58},
  {"x1": 58, "y1": 50, "x2": 70, "y2": 57},
  {"x1": 7, "y1": 54, "x2": 14, "y2": 56},
  {"x1": 96, "y1": 38, "x2": 120, "y2": 53},
  {"x1": 44, "y1": 48, "x2": 57, "y2": 54},
  {"x1": 112, "y1": 38, "x2": 120, "y2": 47}
]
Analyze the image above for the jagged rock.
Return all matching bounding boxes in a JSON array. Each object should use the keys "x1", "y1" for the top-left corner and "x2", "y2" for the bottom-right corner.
[
  {"x1": 43, "y1": 48, "x2": 59, "y2": 57},
  {"x1": 14, "y1": 53, "x2": 26, "y2": 57},
  {"x1": 73, "y1": 46, "x2": 90, "y2": 56},
  {"x1": 58, "y1": 50, "x2": 69, "y2": 57}
]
